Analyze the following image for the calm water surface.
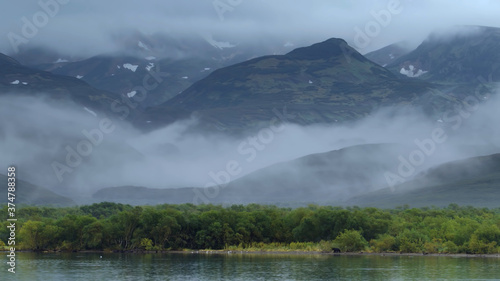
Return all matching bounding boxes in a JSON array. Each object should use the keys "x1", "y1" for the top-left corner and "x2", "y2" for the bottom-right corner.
[{"x1": 4, "y1": 252, "x2": 500, "y2": 280}]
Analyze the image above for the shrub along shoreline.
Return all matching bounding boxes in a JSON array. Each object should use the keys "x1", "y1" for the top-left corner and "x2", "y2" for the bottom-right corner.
[{"x1": 1, "y1": 203, "x2": 500, "y2": 255}]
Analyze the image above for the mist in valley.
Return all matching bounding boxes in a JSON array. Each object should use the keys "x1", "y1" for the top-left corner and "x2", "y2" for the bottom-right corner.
[{"x1": 1, "y1": 86, "x2": 499, "y2": 204}]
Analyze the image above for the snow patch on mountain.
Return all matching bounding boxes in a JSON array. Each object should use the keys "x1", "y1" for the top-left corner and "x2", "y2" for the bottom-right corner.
[
  {"x1": 146, "y1": 63, "x2": 154, "y2": 71},
  {"x1": 145, "y1": 56, "x2": 156, "y2": 61},
  {"x1": 138, "y1": 41, "x2": 150, "y2": 51},
  {"x1": 76, "y1": 75, "x2": 84, "y2": 79},
  {"x1": 127, "y1": 90, "x2": 137, "y2": 98},
  {"x1": 123, "y1": 63, "x2": 138, "y2": 72},
  {"x1": 22, "y1": 82, "x2": 28, "y2": 85},
  {"x1": 54, "y1": 58, "x2": 68, "y2": 63},
  {"x1": 400, "y1": 65, "x2": 428, "y2": 78},
  {"x1": 83, "y1": 107, "x2": 97, "y2": 117},
  {"x1": 10, "y1": 80, "x2": 20, "y2": 85},
  {"x1": 203, "y1": 33, "x2": 236, "y2": 49}
]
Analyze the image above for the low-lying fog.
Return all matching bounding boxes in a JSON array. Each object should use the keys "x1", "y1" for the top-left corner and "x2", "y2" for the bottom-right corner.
[{"x1": 1, "y1": 90, "x2": 499, "y2": 201}]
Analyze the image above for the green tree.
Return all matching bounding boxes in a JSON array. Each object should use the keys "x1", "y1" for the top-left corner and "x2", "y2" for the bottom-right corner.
[
  {"x1": 370, "y1": 234, "x2": 396, "y2": 252},
  {"x1": 396, "y1": 229, "x2": 427, "y2": 253},
  {"x1": 19, "y1": 220, "x2": 61, "y2": 250},
  {"x1": 334, "y1": 230, "x2": 368, "y2": 252},
  {"x1": 82, "y1": 221, "x2": 104, "y2": 249},
  {"x1": 442, "y1": 241, "x2": 459, "y2": 254},
  {"x1": 152, "y1": 214, "x2": 181, "y2": 249}
]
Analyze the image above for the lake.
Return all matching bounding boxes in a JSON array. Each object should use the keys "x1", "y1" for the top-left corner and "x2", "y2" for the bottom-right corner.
[{"x1": 5, "y1": 252, "x2": 500, "y2": 280}]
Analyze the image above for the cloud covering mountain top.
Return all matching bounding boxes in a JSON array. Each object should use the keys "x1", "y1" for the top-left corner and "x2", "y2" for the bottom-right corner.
[{"x1": 2, "y1": 0, "x2": 500, "y2": 57}]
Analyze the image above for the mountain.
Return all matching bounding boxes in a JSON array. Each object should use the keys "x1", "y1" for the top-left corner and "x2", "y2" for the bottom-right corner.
[
  {"x1": 204, "y1": 143, "x2": 411, "y2": 204},
  {"x1": 91, "y1": 143, "x2": 500, "y2": 206},
  {"x1": 47, "y1": 55, "x2": 220, "y2": 108},
  {"x1": 0, "y1": 52, "x2": 120, "y2": 114},
  {"x1": 347, "y1": 153, "x2": 500, "y2": 208},
  {"x1": 387, "y1": 26, "x2": 500, "y2": 83},
  {"x1": 0, "y1": 174, "x2": 75, "y2": 206},
  {"x1": 140, "y1": 38, "x2": 435, "y2": 132},
  {"x1": 91, "y1": 143, "x2": 412, "y2": 205},
  {"x1": 7, "y1": 46, "x2": 84, "y2": 67},
  {"x1": 11, "y1": 32, "x2": 301, "y2": 108},
  {"x1": 364, "y1": 41, "x2": 413, "y2": 67}
]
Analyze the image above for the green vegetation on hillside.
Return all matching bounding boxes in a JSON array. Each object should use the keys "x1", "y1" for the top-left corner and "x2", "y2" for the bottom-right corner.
[{"x1": 2, "y1": 203, "x2": 500, "y2": 254}]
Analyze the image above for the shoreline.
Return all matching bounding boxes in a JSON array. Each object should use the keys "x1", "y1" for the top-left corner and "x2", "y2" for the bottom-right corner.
[
  {"x1": 3, "y1": 248, "x2": 500, "y2": 258},
  {"x1": 175, "y1": 250, "x2": 500, "y2": 258}
]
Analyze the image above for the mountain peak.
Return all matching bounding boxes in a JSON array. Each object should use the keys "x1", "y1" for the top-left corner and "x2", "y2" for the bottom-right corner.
[
  {"x1": 286, "y1": 38, "x2": 362, "y2": 60},
  {"x1": 146, "y1": 37, "x2": 431, "y2": 132}
]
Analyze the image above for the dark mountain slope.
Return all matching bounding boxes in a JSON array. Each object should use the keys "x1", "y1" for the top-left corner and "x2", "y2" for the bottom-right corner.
[
  {"x1": 0, "y1": 52, "x2": 119, "y2": 113},
  {"x1": 141, "y1": 38, "x2": 434, "y2": 132}
]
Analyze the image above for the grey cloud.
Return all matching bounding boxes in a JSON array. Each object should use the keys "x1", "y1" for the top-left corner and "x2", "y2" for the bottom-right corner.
[{"x1": 1, "y1": 0, "x2": 500, "y2": 57}]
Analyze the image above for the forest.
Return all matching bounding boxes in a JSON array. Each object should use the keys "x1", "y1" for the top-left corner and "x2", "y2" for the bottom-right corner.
[{"x1": 1, "y1": 203, "x2": 500, "y2": 254}]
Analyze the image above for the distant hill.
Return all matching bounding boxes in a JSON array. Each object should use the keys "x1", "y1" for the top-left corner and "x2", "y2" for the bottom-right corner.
[
  {"x1": 210, "y1": 143, "x2": 411, "y2": 204},
  {"x1": 91, "y1": 145, "x2": 500, "y2": 207},
  {"x1": 92, "y1": 186, "x2": 198, "y2": 206},
  {"x1": 364, "y1": 41, "x2": 413, "y2": 67},
  {"x1": 0, "y1": 174, "x2": 75, "y2": 206},
  {"x1": 92, "y1": 143, "x2": 412, "y2": 205},
  {"x1": 347, "y1": 153, "x2": 500, "y2": 208},
  {"x1": 0, "y1": 52, "x2": 120, "y2": 114}
]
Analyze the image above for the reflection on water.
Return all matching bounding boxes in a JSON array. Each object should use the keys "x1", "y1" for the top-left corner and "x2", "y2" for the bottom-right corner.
[{"x1": 7, "y1": 252, "x2": 500, "y2": 281}]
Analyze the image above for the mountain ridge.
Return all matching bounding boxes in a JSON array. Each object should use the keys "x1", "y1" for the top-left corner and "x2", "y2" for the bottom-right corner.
[{"x1": 139, "y1": 38, "x2": 436, "y2": 132}]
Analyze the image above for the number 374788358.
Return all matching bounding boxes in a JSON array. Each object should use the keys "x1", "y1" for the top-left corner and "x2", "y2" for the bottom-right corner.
[{"x1": 7, "y1": 167, "x2": 16, "y2": 207}]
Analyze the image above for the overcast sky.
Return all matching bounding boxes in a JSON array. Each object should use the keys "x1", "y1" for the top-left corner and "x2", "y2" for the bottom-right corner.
[{"x1": 1, "y1": 0, "x2": 500, "y2": 57}]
